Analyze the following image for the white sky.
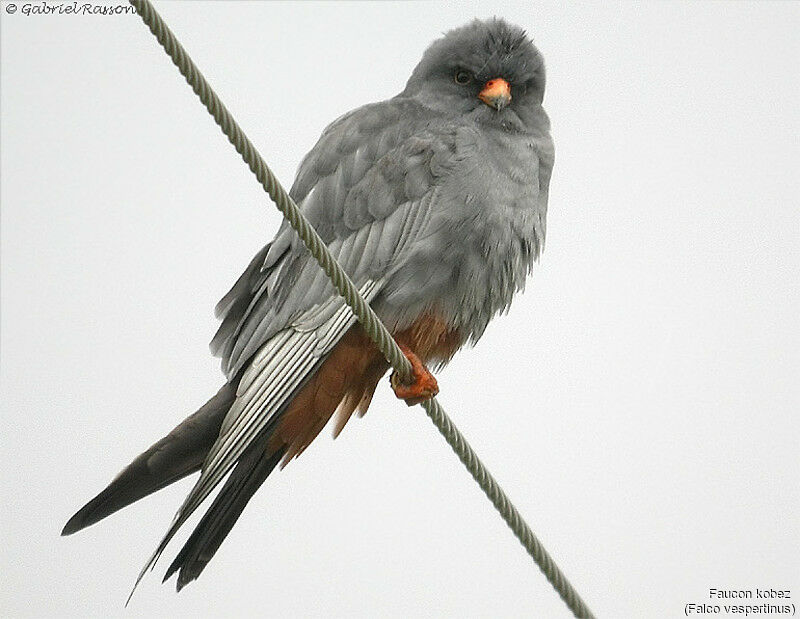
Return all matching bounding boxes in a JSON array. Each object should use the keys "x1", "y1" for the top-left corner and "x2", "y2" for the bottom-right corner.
[{"x1": 1, "y1": 1, "x2": 798, "y2": 617}]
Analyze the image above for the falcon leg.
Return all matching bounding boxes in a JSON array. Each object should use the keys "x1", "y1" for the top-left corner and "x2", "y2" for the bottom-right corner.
[{"x1": 390, "y1": 344, "x2": 439, "y2": 406}]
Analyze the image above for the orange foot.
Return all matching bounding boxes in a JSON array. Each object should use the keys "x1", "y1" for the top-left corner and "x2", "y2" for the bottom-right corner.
[{"x1": 390, "y1": 344, "x2": 439, "y2": 406}]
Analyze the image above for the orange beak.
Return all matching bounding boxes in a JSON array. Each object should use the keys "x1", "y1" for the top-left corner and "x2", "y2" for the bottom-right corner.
[{"x1": 478, "y1": 78, "x2": 512, "y2": 110}]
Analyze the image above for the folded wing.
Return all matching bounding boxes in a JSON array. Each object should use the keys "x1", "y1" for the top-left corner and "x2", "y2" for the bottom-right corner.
[{"x1": 134, "y1": 99, "x2": 460, "y2": 586}]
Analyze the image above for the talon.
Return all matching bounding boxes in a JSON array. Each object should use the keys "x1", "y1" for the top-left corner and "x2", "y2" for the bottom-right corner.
[{"x1": 390, "y1": 344, "x2": 439, "y2": 406}]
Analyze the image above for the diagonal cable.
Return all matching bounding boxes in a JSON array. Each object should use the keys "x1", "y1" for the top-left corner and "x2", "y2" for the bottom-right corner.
[{"x1": 127, "y1": 2, "x2": 595, "y2": 617}]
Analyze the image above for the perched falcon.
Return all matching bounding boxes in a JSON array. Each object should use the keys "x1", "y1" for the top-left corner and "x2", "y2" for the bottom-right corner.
[{"x1": 62, "y1": 18, "x2": 554, "y2": 592}]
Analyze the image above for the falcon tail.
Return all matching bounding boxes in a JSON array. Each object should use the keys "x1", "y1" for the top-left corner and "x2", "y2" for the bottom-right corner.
[
  {"x1": 64, "y1": 324, "x2": 390, "y2": 595},
  {"x1": 61, "y1": 382, "x2": 237, "y2": 536},
  {"x1": 62, "y1": 378, "x2": 292, "y2": 594}
]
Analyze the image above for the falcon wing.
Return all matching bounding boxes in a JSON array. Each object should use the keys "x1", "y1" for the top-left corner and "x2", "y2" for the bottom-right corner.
[{"x1": 134, "y1": 98, "x2": 459, "y2": 581}]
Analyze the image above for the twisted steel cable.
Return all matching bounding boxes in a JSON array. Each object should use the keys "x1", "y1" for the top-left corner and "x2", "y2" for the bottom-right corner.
[{"x1": 128, "y1": 2, "x2": 595, "y2": 617}]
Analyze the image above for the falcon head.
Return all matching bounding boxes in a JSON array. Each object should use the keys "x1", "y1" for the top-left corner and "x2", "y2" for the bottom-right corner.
[{"x1": 403, "y1": 18, "x2": 547, "y2": 127}]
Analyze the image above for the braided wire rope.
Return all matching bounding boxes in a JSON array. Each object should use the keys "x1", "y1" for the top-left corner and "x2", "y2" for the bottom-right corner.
[{"x1": 128, "y1": 2, "x2": 595, "y2": 617}]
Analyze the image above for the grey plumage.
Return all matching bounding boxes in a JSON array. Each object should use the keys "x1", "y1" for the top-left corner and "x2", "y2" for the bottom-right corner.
[{"x1": 63, "y1": 18, "x2": 554, "y2": 593}]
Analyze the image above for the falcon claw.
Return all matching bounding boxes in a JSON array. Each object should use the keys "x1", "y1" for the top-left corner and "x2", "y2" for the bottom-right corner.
[{"x1": 391, "y1": 345, "x2": 439, "y2": 406}]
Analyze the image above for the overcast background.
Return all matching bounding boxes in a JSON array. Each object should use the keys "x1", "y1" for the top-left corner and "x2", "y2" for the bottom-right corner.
[{"x1": 2, "y1": 2, "x2": 798, "y2": 618}]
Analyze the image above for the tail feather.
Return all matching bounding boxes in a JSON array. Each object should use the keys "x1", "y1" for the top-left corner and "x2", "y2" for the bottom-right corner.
[
  {"x1": 164, "y1": 441, "x2": 286, "y2": 590},
  {"x1": 62, "y1": 383, "x2": 237, "y2": 536}
]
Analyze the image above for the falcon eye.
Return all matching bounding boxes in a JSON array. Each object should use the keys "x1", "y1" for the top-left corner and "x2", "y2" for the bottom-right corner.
[{"x1": 454, "y1": 70, "x2": 473, "y2": 85}]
